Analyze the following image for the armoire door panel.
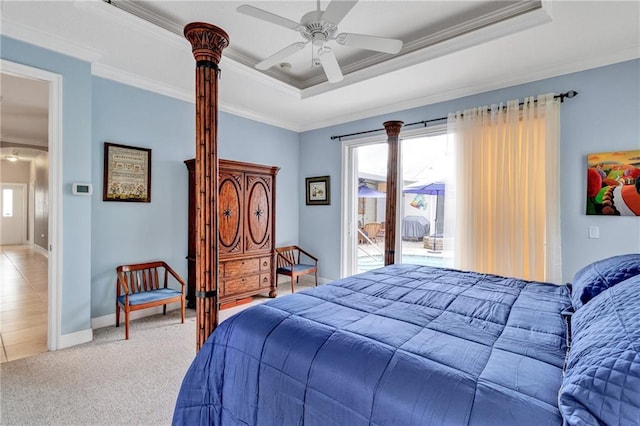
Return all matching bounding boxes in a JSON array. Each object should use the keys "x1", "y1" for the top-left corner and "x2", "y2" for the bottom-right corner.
[
  {"x1": 218, "y1": 171, "x2": 243, "y2": 255},
  {"x1": 245, "y1": 174, "x2": 273, "y2": 253}
]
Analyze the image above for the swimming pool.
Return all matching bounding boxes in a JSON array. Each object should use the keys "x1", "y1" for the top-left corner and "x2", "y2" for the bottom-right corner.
[{"x1": 357, "y1": 254, "x2": 448, "y2": 273}]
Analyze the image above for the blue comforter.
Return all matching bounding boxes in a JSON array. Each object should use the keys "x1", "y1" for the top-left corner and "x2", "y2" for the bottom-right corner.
[{"x1": 173, "y1": 264, "x2": 570, "y2": 425}]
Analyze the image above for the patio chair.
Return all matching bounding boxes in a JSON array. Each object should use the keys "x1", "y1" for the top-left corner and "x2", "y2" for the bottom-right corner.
[{"x1": 363, "y1": 222, "x2": 382, "y2": 243}]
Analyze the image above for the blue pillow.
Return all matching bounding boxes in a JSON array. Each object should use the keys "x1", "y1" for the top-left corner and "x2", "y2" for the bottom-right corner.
[
  {"x1": 559, "y1": 274, "x2": 640, "y2": 425},
  {"x1": 570, "y1": 254, "x2": 640, "y2": 310}
]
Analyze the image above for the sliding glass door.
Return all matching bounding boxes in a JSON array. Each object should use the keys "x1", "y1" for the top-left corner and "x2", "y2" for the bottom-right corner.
[
  {"x1": 341, "y1": 127, "x2": 452, "y2": 276},
  {"x1": 399, "y1": 133, "x2": 450, "y2": 269}
]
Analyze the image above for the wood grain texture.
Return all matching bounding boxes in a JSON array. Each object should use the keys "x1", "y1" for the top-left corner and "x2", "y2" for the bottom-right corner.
[
  {"x1": 184, "y1": 22, "x2": 229, "y2": 352},
  {"x1": 383, "y1": 121, "x2": 404, "y2": 266}
]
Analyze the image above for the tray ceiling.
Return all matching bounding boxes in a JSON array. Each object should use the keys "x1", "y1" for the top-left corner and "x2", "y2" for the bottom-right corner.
[{"x1": 1, "y1": 1, "x2": 639, "y2": 132}]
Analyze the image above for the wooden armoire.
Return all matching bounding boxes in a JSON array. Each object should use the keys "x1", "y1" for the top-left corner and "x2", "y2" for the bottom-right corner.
[{"x1": 185, "y1": 159, "x2": 279, "y2": 308}]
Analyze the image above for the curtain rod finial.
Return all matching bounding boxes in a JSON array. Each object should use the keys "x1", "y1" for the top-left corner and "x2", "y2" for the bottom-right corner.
[{"x1": 560, "y1": 90, "x2": 578, "y2": 102}]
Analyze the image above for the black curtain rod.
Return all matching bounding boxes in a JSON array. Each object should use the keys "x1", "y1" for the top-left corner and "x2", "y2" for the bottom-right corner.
[{"x1": 330, "y1": 90, "x2": 578, "y2": 141}]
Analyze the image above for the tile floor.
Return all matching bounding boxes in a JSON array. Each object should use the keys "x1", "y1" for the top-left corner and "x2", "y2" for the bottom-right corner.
[{"x1": 0, "y1": 245, "x2": 48, "y2": 363}]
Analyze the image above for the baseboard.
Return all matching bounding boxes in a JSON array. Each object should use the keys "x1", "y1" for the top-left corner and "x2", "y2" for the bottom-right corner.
[
  {"x1": 33, "y1": 244, "x2": 48, "y2": 258},
  {"x1": 317, "y1": 277, "x2": 331, "y2": 285},
  {"x1": 276, "y1": 275, "x2": 331, "y2": 286},
  {"x1": 91, "y1": 302, "x2": 182, "y2": 330},
  {"x1": 58, "y1": 328, "x2": 93, "y2": 349}
]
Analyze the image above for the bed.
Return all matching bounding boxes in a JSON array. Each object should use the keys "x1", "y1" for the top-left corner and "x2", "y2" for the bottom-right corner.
[{"x1": 173, "y1": 254, "x2": 640, "y2": 425}]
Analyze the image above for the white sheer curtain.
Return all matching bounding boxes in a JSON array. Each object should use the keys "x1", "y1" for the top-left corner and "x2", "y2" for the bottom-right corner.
[{"x1": 444, "y1": 94, "x2": 562, "y2": 283}]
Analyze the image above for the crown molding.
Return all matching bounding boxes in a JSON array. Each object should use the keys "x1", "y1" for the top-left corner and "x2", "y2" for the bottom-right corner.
[
  {"x1": 299, "y1": 49, "x2": 639, "y2": 133},
  {"x1": 0, "y1": 19, "x2": 103, "y2": 63},
  {"x1": 220, "y1": 102, "x2": 302, "y2": 133},
  {"x1": 73, "y1": 0, "x2": 189, "y2": 51},
  {"x1": 220, "y1": 56, "x2": 301, "y2": 100},
  {"x1": 91, "y1": 62, "x2": 193, "y2": 103},
  {"x1": 81, "y1": 0, "x2": 302, "y2": 99},
  {"x1": 92, "y1": 62, "x2": 302, "y2": 131}
]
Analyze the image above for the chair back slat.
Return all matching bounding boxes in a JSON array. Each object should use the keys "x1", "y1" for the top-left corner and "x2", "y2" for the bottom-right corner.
[
  {"x1": 117, "y1": 262, "x2": 170, "y2": 295},
  {"x1": 276, "y1": 247, "x2": 297, "y2": 267},
  {"x1": 135, "y1": 271, "x2": 142, "y2": 293},
  {"x1": 139, "y1": 270, "x2": 144, "y2": 292},
  {"x1": 132, "y1": 271, "x2": 139, "y2": 293}
]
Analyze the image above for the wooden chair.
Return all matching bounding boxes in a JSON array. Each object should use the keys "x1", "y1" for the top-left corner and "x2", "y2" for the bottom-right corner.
[
  {"x1": 115, "y1": 261, "x2": 186, "y2": 340},
  {"x1": 363, "y1": 222, "x2": 382, "y2": 243},
  {"x1": 275, "y1": 245, "x2": 318, "y2": 293}
]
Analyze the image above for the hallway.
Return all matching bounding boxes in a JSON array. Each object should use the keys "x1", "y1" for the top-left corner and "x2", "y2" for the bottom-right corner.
[{"x1": 0, "y1": 245, "x2": 48, "y2": 363}]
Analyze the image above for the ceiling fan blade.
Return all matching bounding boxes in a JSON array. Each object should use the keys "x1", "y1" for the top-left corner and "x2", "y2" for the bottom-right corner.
[
  {"x1": 318, "y1": 47, "x2": 344, "y2": 83},
  {"x1": 237, "y1": 5, "x2": 300, "y2": 30},
  {"x1": 336, "y1": 33, "x2": 403, "y2": 54},
  {"x1": 322, "y1": 0, "x2": 358, "y2": 25},
  {"x1": 255, "y1": 42, "x2": 307, "y2": 70}
]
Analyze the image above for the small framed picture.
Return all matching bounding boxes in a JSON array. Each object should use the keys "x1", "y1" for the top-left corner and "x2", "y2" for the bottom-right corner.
[{"x1": 305, "y1": 176, "x2": 330, "y2": 205}]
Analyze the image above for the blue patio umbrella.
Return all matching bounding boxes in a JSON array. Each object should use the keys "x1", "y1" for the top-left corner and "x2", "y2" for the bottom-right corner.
[
  {"x1": 358, "y1": 184, "x2": 386, "y2": 198},
  {"x1": 403, "y1": 181, "x2": 445, "y2": 195}
]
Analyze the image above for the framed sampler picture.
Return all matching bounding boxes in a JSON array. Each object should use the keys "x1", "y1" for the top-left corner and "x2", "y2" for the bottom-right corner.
[{"x1": 103, "y1": 142, "x2": 152, "y2": 202}]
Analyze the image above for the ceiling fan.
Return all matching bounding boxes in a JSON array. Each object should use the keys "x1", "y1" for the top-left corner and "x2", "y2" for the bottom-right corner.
[{"x1": 237, "y1": 0, "x2": 403, "y2": 83}]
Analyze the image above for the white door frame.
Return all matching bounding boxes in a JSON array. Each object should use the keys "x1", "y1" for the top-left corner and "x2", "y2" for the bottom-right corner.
[
  {"x1": 2, "y1": 59, "x2": 63, "y2": 351},
  {"x1": 340, "y1": 135, "x2": 387, "y2": 278}
]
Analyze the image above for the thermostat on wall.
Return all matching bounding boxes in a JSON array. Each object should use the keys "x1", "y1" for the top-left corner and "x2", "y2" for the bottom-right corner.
[{"x1": 72, "y1": 183, "x2": 93, "y2": 195}]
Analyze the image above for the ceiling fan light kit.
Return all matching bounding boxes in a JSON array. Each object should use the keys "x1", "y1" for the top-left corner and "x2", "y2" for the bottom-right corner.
[
  {"x1": 237, "y1": 0, "x2": 403, "y2": 83},
  {"x1": 6, "y1": 150, "x2": 19, "y2": 162}
]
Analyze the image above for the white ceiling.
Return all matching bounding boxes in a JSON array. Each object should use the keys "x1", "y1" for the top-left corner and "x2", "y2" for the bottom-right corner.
[
  {"x1": 1, "y1": 0, "x2": 639, "y2": 135},
  {"x1": 0, "y1": 73, "x2": 49, "y2": 161}
]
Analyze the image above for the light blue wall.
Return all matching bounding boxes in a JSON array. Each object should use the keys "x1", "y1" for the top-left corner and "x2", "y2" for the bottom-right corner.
[
  {"x1": 91, "y1": 77, "x2": 298, "y2": 318},
  {"x1": 2, "y1": 35, "x2": 300, "y2": 331},
  {"x1": 91, "y1": 77, "x2": 195, "y2": 318},
  {"x1": 2, "y1": 36, "x2": 93, "y2": 335},
  {"x1": 91, "y1": 80, "x2": 300, "y2": 318},
  {"x1": 300, "y1": 59, "x2": 640, "y2": 283}
]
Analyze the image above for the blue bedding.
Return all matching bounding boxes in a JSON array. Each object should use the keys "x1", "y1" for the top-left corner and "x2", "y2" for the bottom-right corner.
[
  {"x1": 559, "y1": 256, "x2": 640, "y2": 426},
  {"x1": 174, "y1": 264, "x2": 571, "y2": 425}
]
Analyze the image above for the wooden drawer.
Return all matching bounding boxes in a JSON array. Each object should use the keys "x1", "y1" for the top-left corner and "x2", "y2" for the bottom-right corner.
[
  {"x1": 223, "y1": 274, "x2": 260, "y2": 296},
  {"x1": 259, "y1": 273, "x2": 271, "y2": 289},
  {"x1": 224, "y1": 258, "x2": 259, "y2": 277},
  {"x1": 259, "y1": 256, "x2": 272, "y2": 272}
]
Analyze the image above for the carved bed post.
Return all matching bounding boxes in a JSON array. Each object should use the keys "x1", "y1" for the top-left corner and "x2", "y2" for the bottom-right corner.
[
  {"x1": 383, "y1": 120, "x2": 403, "y2": 266},
  {"x1": 184, "y1": 22, "x2": 229, "y2": 352}
]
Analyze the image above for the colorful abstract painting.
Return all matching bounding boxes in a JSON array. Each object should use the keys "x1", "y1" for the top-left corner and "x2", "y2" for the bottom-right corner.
[{"x1": 586, "y1": 149, "x2": 640, "y2": 216}]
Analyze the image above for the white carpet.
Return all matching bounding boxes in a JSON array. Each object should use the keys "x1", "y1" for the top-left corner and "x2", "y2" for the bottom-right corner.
[
  {"x1": 0, "y1": 283, "x2": 312, "y2": 425},
  {"x1": 1, "y1": 311, "x2": 196, "y2": 425}
]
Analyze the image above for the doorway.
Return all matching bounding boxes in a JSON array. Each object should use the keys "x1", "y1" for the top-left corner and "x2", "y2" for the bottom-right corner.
[{"x1": 1, "y1": 59, "x2": 62, "y2": 353}]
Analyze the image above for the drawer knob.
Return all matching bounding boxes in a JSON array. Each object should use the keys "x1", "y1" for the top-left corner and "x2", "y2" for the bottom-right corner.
[{"x1": 263, "y1": 261, "x2": 268, "y2": 266}]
